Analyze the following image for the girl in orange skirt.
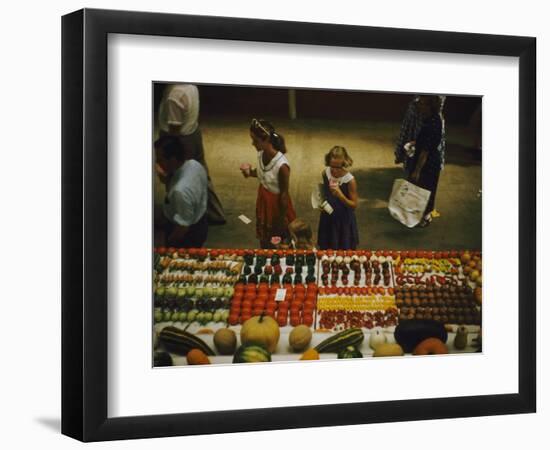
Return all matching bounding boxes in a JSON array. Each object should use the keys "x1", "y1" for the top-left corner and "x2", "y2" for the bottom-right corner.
[{"x1": 241, "y1": 118, "x2": 296, "y2": 248}]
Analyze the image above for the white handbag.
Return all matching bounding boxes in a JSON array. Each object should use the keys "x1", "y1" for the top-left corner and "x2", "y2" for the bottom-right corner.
[{"x1": 388, "y1": 178, "x2": 431, "y2": 228}]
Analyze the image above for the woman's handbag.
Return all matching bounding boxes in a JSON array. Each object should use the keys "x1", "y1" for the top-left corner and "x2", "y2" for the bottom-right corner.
[{"x1": 388, "y1": 178, "x2": 431, "y2": 228}]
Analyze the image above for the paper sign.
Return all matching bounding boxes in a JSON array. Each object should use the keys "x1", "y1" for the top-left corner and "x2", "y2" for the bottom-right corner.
[
  {"x1": 238, "y1": 214, "x2": 252, "y2": 224},
  {"x1": 275, "y1": 289, "x2": 287, "y2": 302}
]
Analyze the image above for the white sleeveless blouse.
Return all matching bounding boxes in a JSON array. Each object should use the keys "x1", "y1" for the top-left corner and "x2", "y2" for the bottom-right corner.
[
  {"x1": 325, "y1": 167, "x2": 354, "y2": 185},
  {"x1": 257, "y1": 151, "x2": 290, "y2": 194}
]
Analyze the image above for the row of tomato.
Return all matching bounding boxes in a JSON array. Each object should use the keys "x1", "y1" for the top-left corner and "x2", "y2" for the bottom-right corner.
[{"x1": 228, "y1": 282, "x2": 318, "y2": 327}]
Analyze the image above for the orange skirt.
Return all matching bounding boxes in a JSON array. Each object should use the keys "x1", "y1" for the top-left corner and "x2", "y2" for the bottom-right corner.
[{"x1": 256, "y1": 184, "x2": 296, "y2": 243}]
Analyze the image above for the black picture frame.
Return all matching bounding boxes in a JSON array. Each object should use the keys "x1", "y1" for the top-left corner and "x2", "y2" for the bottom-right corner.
[{"x1": 62, "y1": 8, "x2": 536, "y2": 442}]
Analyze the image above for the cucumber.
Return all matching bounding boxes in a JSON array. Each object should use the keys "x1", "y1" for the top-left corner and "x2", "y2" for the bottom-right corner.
[
  {"x1": 315, "y1": 328, "x2": 364, "y2": 353},
  {"x1": 159, "y1": 326, "x2": 215, "y2": 356}
]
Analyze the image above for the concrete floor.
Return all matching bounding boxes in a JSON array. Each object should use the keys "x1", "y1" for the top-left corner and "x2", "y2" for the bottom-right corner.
[{"x1": 158, "y1": 116, "x2": 482, "y2": 251}]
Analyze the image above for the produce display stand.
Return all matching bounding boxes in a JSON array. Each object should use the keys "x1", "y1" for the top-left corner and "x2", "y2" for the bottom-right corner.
[{"x1": 153, "y1": 248, "x2": 482, "y2": 366}]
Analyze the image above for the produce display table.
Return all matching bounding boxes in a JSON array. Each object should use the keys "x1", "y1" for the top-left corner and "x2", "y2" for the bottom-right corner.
[{"x1": 153, "y1": 248, "x2": 482, "y2": 366}]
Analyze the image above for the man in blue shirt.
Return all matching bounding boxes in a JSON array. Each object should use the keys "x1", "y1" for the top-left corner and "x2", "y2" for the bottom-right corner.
[{"x1": 154, "y1": 135, "x2": 208, "y2": 248}]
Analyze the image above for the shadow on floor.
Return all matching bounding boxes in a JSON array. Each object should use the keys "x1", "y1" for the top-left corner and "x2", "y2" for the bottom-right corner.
[
  {"x1": 444, "y1": 143, "x2": 482, "y2": 167},
  {"x1": 354, "y1": 167, "x2": 404, "y2": 203},
  {"x1": 35, "y1": 417, "x2": 61, "y2": 433}
]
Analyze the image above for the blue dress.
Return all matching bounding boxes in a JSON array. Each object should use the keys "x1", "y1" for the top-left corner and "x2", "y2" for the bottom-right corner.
[{"x1": 317, "y1": 169, "x2": 359, "y2": 250}]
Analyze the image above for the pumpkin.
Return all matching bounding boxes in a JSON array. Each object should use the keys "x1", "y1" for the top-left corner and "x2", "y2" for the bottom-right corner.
[
  {"x1": 338, "y1": 346, "x2": 363, "y2": 359},
  {"x1": 413, "y1": 337, "x2": 448, "y2": 355},
  {"x1": 373, "y1": 343, "x2": 404, "y2": 357},
  {"x1": 213, "y1": 328, "x2": 237, "y2": 355},
  {"x1": 186, "y1": 348, "x2": 211, "y2": 365},
  {"x1": 300, "y1": 348, "x2": 320, "y2": 360},
  {"x1": 289, "y1": 325, "x2": 312, "y2": 352},
  {"x1": 241, "y1": 313, "x2": 280, "y2": 353},
  {"x1": 233, "y1": 344, "x2": 271, "y2": 363},
  {"x1": 368, "y1": 328, "x2": 387, "y2": 350}
]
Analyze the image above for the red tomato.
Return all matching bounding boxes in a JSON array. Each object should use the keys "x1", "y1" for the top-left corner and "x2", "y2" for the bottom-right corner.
[
  {"x1": 228, "y1": 314, "x2": 239, "y2": 326},
  {"x1": 290, "y1": 315, "x2": 301, "y2": 327},
  {"x1": 241, "y1": 312, "x2": 252, "y2": 322},
  {"x1": 302, "y1": 314, "x2": 314, "y2": 327},
  {"x1": 245, "y1": 285, "x2": 257, "y2": 294},
  {"x1": 277, "y1": 315, "x2": 288, "y2": 327},
  {"x1": 304, "y1": 300, "x2": 315, "y2": 309},
  {"x1": 277, "y1": 307, "x2": 288, "y2": 317},
  {"x1": 266, "y1": 300, "x2": 277, "y2": 309},
  {"x1": 241, "y1": 300, "x2": 252, "y2": 309}
]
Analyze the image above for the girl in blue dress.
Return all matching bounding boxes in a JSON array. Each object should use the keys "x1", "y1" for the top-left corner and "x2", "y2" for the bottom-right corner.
[{"x1": 317, "y1": 146, "x2": 359, "y2": 250}]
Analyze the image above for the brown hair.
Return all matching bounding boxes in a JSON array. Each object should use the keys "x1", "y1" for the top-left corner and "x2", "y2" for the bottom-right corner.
[
  {"x1": 418, "y1": 95, "x2": 442, "y2": 116},
  {"x1": 250, "y1": 118, "x2": 287, "y2": 153},
  {"x1": 288, "y1": 219, "x2": 314, "y2": 250},
  {"x1": 324, "y1": 146, "x2": 353, "y2": 168}
]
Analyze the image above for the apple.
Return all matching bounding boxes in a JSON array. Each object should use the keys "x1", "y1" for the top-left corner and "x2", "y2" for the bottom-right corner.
[
  {"x1": 165, "y1": 286, "x2": 178, "y2": 299},
  {"x1": 186, "y1": 285, "x2": 196, "y2": 297},
  {"x1": 154, "y1": 309, "x2": 163, "y2": 323},
  {"x1": 224, "y1": 286, "x2": 234, "y2": 298},
  {"x1": 195, "y1": 287, "x2": 204, "y2": 298},
  {"x1": 469, "y1": 270, "x2": 480, "y2": 281},
  {"x1": 187, "y1": 309, "x2": 198, "y2": 322}
]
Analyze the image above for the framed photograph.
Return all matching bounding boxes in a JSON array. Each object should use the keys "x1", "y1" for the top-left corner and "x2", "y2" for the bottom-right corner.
[{"x1": 62, "y1": 8, "x2": 536, "y2": 442}]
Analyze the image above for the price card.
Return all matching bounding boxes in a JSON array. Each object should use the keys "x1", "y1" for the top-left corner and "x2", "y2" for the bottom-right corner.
[{"x1": 275, "y1": 288, "x2": 287, "y2": 302}]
